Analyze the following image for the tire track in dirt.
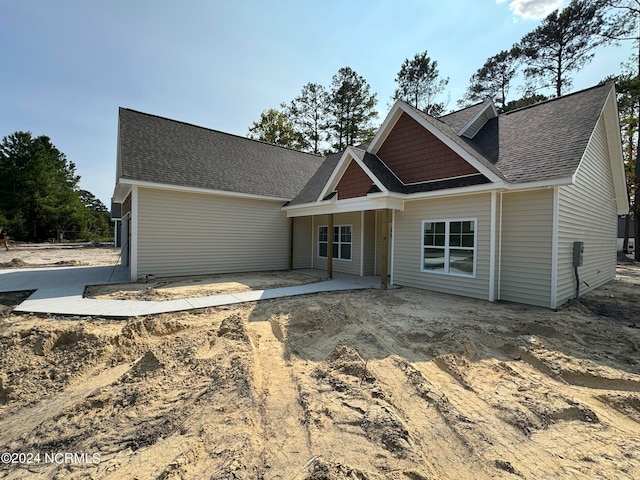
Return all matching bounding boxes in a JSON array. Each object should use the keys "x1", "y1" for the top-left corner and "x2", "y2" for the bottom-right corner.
[
  {"x1": 0, "y1": 361, "x2": 133, "y2": 446},
  {"x1": 248, "y1": 315, "x2": 314, "y2": 476}
]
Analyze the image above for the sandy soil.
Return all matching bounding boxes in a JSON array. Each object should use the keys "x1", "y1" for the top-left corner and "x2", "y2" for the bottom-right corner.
[
  {"x1": 85, "y1": 272, "x2": 321, "y2": 301},
  {"x1": 1, "y1": 247, "x2": 639, "y2": 479},
  {"x1": 0, "y1": 243, "x2": 121, "y2": 269}
]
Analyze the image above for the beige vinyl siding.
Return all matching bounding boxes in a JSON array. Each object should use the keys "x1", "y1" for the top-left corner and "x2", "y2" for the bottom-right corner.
[
  {"x1": 312, "y1": 212, "x2": 362, "y2": 276},
  {"x1": 292, "y1": 216, "x2": 312, "y2": 269},
  {"x1": 363, "y1": 211, "x2": 376, "y2": 275},
  {"x1": 136, "y1": 187, "x2": 289, "y2": 277},
  {"x1": 375, "y1": 210, "x2": 386, "y2": 276},
  {"x1": 393, "y1": 193, "x2": 492, "y2": 300},
  {"x1": 499, "y1": 189, "x2": 553, "y2": 307},
  {"x1": 557, "y1": 117, "x2": 617, "y2": 306}
]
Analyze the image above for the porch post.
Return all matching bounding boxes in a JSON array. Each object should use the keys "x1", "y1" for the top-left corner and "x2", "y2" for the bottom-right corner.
[
  {"x1": 327, "y1": 213, "x2": 334, "y2": 279},
  {"x1": 380, "y1": 209, "x2": 389, "y2": 290}
]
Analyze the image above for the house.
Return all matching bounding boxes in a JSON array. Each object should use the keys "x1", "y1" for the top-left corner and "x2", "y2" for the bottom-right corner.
[
  {"x1": 112, "y1": 82, "x2": 628, "y2": 308},
  {"x1": 112, "y1": 108, "x2": 324, "y2": 279}
]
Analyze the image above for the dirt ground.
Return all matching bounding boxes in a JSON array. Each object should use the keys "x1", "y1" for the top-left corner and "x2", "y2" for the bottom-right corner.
[{"x1": 1, "y1": 247, "x2": 639, "y2": 479}]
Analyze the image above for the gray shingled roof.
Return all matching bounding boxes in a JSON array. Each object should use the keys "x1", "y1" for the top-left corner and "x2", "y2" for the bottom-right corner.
[
  {"x1": 118, "y1": 108, "x2": 324, "y2": 199},
  {"x1": 439, "y1": 100, "x2": 489, "y2": 133},
  {"x1": 287, "y1": 83, "x2": 612, "y2": 206},
  {"x1": 469, "y1": 83, "x2": 611, "y2": 183}
]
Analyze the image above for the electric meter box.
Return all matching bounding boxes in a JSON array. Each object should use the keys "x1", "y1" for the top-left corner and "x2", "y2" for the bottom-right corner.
[{"x1": 573, "y1": 241, "x2": 584, "y2": 267}]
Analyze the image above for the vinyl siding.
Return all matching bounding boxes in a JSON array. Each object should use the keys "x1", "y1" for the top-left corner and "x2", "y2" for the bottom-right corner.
[
  {"x1": 557, "y1": 117, "x2": 617, "y2": 306},
  {"x1": 393, "y1": 193, "x2": 492, "y2": 300},
  {"x1": 312, "y1": 212, "x2": 362, "y2": 276},
  {"x1": 136, "y1": 187, "x2": 289, "y2": 277},
  {"x1": 363, "y1": 211, "x2": 376, "y2": 275},
  {"x1": 292, "y1": 216, "x2": 312, "y2": 269},
  {"x1": 375, "y1": 210, "x2": 386, "y2": 275},
  {"x1": 500, "y1": 189, "x2": 553, "y2": 307}
]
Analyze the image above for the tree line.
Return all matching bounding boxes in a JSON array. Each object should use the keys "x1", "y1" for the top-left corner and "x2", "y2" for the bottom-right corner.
[
  {"x1": 248, "y1": 0, "x2": 639, "y2": 260},
  {"x1": 0, "y1": 131, "x2": 112, "y2": 243}
]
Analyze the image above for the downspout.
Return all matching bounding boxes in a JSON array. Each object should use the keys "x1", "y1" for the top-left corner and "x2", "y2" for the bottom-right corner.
[
  {"x1": 130, "y1": 186, "x2": 139, "y2": 282},
  {"x1": 360, "y1": 211, "x2": 365, "y2": 276},
  {"x1": 497, "y1": 192, "x2": 503, "y2": 301},
  {"x1": 489, "y1": 191, "x2": 497, "y2": 301},
  {"x1": 390, "y1": 209, "x2": 396, "y2": 286}
]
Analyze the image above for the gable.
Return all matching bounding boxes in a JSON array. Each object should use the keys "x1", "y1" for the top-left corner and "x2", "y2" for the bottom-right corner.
[
  {"x1": 336, "y1": 159, "x2": 375, "y2": 200},
  {"x1": 376, "y1": 112, "x2": 480, "y2": 184}
]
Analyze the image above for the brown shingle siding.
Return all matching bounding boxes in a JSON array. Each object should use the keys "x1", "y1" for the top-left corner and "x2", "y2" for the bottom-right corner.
[
  {"x1": 336, "y1": 160, "x2": 373, "y2": 200},
  {"x1": 377, "y1": 113, "x2": 478, "y2": 184}
]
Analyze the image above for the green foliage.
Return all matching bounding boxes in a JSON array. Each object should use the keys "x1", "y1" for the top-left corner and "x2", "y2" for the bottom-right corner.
[
  {"x1": 326, "y1": 67, "x2": 378, "y2": 152},
  {"x1": 501, "y1": 94, "x2": 550, "y2": 113},
  {"x1": 393, "y1": 51, "x2": 449, "y2": 115},
  {"x1": 0, "y1": 131, "x2": 111, "y2": 242},
  {"x1": 285, "y1": 83, "x2": 329, "y2": 154},
  {"x1": 459, "y1": 50, "x2": 519, "y2": 111},
  {"x1": 247, "y1": 108, "x2": 306, "y2": 150},
  {"x1": 513, "y1": 0, "x2": 609, "y2": 97}
]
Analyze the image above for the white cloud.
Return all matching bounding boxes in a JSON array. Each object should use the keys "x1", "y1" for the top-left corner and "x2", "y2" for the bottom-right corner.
[{"x1": 496, "y1": 0, "x2": 565, "y2": 20}]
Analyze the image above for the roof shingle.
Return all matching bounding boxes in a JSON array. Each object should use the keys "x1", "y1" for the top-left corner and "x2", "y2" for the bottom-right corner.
[{"x1": 118, "y1": 108, "x2": 324, "y2": 199}]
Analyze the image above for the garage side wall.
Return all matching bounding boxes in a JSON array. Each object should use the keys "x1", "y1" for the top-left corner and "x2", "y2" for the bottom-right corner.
[
  {"x1": 557, "y1": 117, "x2": 617, "y2": 306},
  {"x1": 137, "y1": 187, "x2": 290, "y2": 277}
]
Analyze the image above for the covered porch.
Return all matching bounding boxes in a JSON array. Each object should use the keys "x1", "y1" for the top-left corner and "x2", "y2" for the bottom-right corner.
[{"x1": 286, "y1": 205, "x2": 401, "y2": 290}]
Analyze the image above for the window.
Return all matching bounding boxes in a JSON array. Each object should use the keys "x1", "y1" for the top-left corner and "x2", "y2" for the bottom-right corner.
[
  {"x1": 318, "y1": 225, "x2": 352, "y2": 260},
  {"x1": 422, "y1": 219, "x2": 476, "y2": 277}
]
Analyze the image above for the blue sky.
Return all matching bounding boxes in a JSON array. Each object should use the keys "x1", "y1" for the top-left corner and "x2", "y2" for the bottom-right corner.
[{"x1": 0, "y1": 0, "x2": 634, "y2": 207}]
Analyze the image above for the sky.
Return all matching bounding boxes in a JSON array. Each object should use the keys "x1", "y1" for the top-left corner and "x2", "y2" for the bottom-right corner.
[{"x1": 0, "y1": 0, "x2": 634, "y2": 208}]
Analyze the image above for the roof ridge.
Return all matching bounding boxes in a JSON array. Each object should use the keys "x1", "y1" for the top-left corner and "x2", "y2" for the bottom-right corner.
[
  {"x1": 439, "y1": 99, "x2": 488, "y2": 119},
  {"x1": 501, "y1": 82, "x2": 612, "y2": 116},
  {"x1": 119, "y1": 107, "x2": 323, "y2": 158}
]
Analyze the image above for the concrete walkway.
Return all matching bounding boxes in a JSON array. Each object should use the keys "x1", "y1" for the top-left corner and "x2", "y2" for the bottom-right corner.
[{"x1": 0, "y1": 266, "x2": 371, "y2": 318}]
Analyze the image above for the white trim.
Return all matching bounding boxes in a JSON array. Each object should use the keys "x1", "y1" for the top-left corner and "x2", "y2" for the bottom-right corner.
[
  {"x1": 130, "y1": 186, "x2": 139, "y2": 282},
  {"x1": 310, "y1": 215, "x2": 314, "y2": 268},
  {"x1": 457, "y1": 99, "x2": 498, "y2": 138},
  {"x1": 550, "y1": 187, "x2": 559, "y2": 309},
  {"x1": 117, "y1": 178, "x2": 291, "y2": 203},
  {"x1": 360, "y1": 211, "x2": 365, "y2": 276},
  {"x1": 317, "y1": 147, "x2": 388, "y2": 202},
  {"x1": 285, "y1": 196, "x2": 405, "y2": 217},
  {"x1": 489, "y1": 191, "x2": 497, "y2": 301},
  {"x1": 402, "y1": 173, "x2": 485, "y2": 187},
  {"x1": 317, "y1": 224, "x2": 353, "y2": 262},
  {"x1": 390, "y1": 210, "x2": 396, "y2": 286},
  {"x1": 420, "y1": 218, "x2": 478, "y2": 278},
  {"x1": 367, "y1": 101, "x2": 503, "y2": 183},
  {"x1": 374, "y1": 211, "x2": 378, "y2": 275}
]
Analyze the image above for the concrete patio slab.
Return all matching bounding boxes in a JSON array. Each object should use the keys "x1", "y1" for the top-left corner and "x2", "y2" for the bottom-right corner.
[{"x1": 1, "y1": 266, "x2": 372, "y2": 318}]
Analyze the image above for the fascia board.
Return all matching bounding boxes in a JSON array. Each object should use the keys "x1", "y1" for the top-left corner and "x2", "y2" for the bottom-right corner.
[
  {"x1": 112, "y1": 181, "x2": 132, "y2": 203},
  {"x1": 367, "y1": 100, "x2": 405, "y2": 154},
  {"x1": 285, "y1": 196, "x2": 405, "y2": 217},
  {"x1": 603, "y1": 87, "x2": 630, "y2": 215},
  {"x1": 399, "y1": 106, "x2": 503, "y2": 183},
  {"x1": 316, "y1": 147, "x2": 387, "y2": 201},
  {"x1": 116, "y1": 178, "x2": 292, "y2": 202},
  {"x1": 457, "y1": 99, "x2": 498, "y2": 138}
]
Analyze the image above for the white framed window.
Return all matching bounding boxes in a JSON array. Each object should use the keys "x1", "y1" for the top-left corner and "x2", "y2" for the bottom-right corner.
[
  {"x1": 421, "y1": 219, "x2": 476, "y2": 277},
  {"x1": 318, "y1": 225, "x2": 352, "y2": 261}
]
